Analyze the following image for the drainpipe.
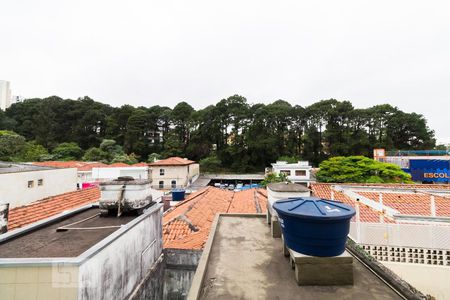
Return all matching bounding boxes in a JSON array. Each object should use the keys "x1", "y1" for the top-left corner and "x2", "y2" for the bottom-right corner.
[{"x1": 0, "y1": 202, "x2": 9, "y2": 234}]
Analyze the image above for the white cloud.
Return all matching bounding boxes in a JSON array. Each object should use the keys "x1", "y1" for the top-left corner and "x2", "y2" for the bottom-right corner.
[{"x1": 1, "y1": 0, "x2": 449, "y2": 142}]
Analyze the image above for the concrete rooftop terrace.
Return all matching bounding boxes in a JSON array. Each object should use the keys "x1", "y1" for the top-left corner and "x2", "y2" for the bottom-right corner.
[
  {"x1": 0, "y1": 207, "x2": 137, "y2": 258},
  {"x1": 188, "y1": 215, "x2": 403, "y2": 300}
]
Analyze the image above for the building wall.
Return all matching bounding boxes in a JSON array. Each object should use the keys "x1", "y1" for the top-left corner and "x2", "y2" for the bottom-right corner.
[
  {"x1": 91, "y1": 167, "x2": 149, "y2": 181},
  {"x1": 0, "y1": 80, "x2": 11, "y2": 111},
  {"x1": 0, "y1": 168, "x2": 78, "y2": 208},
  {"x1": 0, "y1": 265, "x2": 78, "y2": 300},
  {"x1": 78, "y1": 205, "x2": 163, "y2": 300},
  {"x1": 272, "y1": 164, "x2": 312, "y2": 186},
  {"x1": 383, "y1": 262, "x2": 450, "y2": 300},
  {"x1": 163, "y1": 248, "x2": 202, "y2": 299},
  {"x1": 150, "y1": 164, "x2": 199, "y2": 189}
]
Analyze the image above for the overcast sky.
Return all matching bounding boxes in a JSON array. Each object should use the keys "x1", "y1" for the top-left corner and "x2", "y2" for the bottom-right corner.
[{"x1": 1, "y1": 0, "x2": 449, "y2": 143}]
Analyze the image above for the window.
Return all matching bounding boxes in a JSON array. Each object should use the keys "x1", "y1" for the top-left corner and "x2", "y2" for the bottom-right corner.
[
  {"x1": 160, "y1": 169, "x2": 165, "y2": 176},
  {"x1": 38, "y1": 179, "x2": 44, "y2": 186},
  {"x1": 28, "y1": 180, "x2": 34, "y2": 188},
  {"x1": 171, "y1": 180, "x2": 176, "y2": 188},
  {"x1": 295, "y1": 170, "x2": 306, "y2": 176},
  {"x1": 280, "y1": 170, "x2": 291, "y2": 176},
  {"x1": 159, "y1": 181, "x2": 164, "y2": 189}
]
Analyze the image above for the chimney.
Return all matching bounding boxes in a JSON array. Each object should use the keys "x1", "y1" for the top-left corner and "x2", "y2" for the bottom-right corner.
[
  {"x1": 0, "y1": 202, "x2": 9, "y2": 234},
  {"x1": 163, "y1": 195, "x2": 172, "y2": 211}
]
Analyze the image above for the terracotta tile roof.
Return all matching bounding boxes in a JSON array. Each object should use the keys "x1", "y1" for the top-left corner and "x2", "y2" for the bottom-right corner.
[
  {"x1": 357, "y1": 191, "x2": 450, "y2": 217},
  {"x1": 311, "y1": 183, "x2": 381, "y2": 223},
  {"x1": 311, "y1": 183, "x2": 450, "y2": 223},
  {"x1": 105, "y1": 162, "x2": 131, "y2": 168},
  {"x1": 33, "y1": 161, "x2": 108, "y2": 171},
  {"x1": 7, "y1": 187, "x2": 100, "y2": 231},
  {"x1": 132, "y1": 162, "x2": 149, "y2": 167},
  {"x1": 148, "y1": 157, "x2": 196, "y2": 166},
  {"x1": 163, "y1": 186, "x2": 267, "y2": 250},
  {"x1": 78, "y1": 162, "x2": 108, "y2": 171}
]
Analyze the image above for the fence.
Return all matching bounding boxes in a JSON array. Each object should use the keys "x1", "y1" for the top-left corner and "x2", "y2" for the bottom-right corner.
[{"x1": 349, "y1": 222, "x2": 450, "y2": 250}]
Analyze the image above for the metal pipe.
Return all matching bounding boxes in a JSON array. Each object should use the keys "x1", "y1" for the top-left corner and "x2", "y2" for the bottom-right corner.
[{"x1": 56, "y1": 213, "x2": 100, "y2": 232}]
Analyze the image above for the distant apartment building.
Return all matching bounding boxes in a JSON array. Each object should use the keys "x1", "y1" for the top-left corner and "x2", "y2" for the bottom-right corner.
[
  {"x1": 148, "y1": 157, "x2": 199, "y2": 189},
  {"x1": 0, "y1": 80, "x2": 12, "y2": 111},
  {"x1": 271, "y1": 160, "x2": 314, "y2": 187},
  {"x1": 0, "y1": 162, "x2": 77, "y2": 208}
]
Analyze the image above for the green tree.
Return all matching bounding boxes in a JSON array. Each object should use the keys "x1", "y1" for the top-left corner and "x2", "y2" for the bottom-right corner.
[
  {"x1": 111, "y1": 153, "x2": 138, "y2": 164},
  {"x1": 82, "y1": 147, "x2": 109, "y2": 162},
  {"x1": 199, "y1": 155, "x2": 222, "y2": 173},
  {"x1": 18, "y1": 141, "x2": 49, "y2": 162},
  {"x1": 316, "y1": 156, "x2": 413, "y2": 183},
  {"x1": 0, "y1": 130, "x2": 26, "y2": 161},
  {"x1": 147, "y1": 153, "x2": 161, "y2": 163},
  {"x1": 52, "y1": 142, "x2": 84, "y2": 160},
  {"x1": 260, "y1": 172, "x2": 289, "y2": 188}
]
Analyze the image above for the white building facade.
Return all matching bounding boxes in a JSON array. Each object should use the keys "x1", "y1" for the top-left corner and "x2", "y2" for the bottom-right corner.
[
  {"x1": 271, "y1": 161, "x2": 314, "y2": 187},
  {"x1": 0, "y1": 163, "x2": 77, "y2": 208},
  {"x1": 148, "y1": 157, "x2": 199, "y2": 190},
  {"x1": 92, "y1": 166, "x2": 149, "y2": 181},
  {"x1": 0, "y1": 80, "x2": 12, "y2": 111}
]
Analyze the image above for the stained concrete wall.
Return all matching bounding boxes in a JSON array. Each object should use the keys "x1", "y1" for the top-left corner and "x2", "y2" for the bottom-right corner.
[
  {"x1": 163, "y1": 249, "x2": 202, "y2": 300},
  {"x1": 79, "y1": 205, "x2": 163, "y2": 300},
  {"x1": 383, "y1": 262, "x2": 450, "y2": 300},
  {"x1": 0, "y1": 168, "x2": 77, "y2": 208}
]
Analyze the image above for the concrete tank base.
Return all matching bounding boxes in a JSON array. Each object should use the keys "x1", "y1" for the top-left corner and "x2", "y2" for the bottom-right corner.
[{"x1": 288, "y1": 248, "x2": 354, "y2": 286}]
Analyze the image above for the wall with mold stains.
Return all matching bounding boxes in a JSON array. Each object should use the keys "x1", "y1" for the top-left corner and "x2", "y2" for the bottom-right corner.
[{"x1": 78, "y1": 204, "x2": 163, "y2": 300}]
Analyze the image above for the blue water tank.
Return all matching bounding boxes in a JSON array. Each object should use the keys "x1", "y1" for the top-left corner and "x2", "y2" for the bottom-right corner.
[
  {"x1": 172, "y1": 189, "x2": 186, "y2": 201},
  {"x1": 273, "y1": 197, "x2": 355, "y2": 257}
]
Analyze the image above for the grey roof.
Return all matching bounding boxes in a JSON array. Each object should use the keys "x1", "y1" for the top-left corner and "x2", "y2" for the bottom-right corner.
[
  {"x1": 267, "y1": 182, "x2": 310, "y2": 192},
  {"x1": 0, "y1": 162, "x2": 55, "y2": 174}
]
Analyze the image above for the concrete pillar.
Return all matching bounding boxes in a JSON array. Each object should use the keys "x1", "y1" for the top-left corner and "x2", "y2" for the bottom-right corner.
[
  {"x1": 271, "y1": 216, "x2": 282, "y2": 238},
  {"x1": 355, "y1": 201, "x2": 361, "y2": 243},
  {"x1": 379, "y1": 193, "x2": 384, "y2": 223},
  {"x1": 430, "y1": 195, "x2": 436, "y2": 217}
]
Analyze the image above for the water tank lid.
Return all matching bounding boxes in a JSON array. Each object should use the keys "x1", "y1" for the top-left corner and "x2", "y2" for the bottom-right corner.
[
  {"x1": 171, "y1": 188, "x2": 185, "y2": 192},
  {"x1": 273, "y1": 197, "x2": 355, "y2": 220}
]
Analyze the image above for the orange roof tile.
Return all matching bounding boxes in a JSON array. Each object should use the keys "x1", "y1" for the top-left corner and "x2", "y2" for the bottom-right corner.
[
  {"x1": 149, "y1": 157, "x2": 196, "y2": 166},
  {"x1": 33, "y1": 161, "x2": 108, "y2": 171},
  {"x1": 105, "y1": 162, "x2": 131, "y2": 167},
  {"x1": 163, "y1": 187, "x2": 267, "y2": 250},
  {"x1": 132, "y1": 162, "x2": 149, "y2": 167},
  {"x1": 311, "y1": 183, "x2": 450, "y2": 223},
  {"x1": 7, "y1": 187, "x2": 100, "y2": 231}
]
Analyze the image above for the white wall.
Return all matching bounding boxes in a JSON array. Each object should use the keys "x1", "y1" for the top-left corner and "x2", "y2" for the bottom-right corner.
[
  {"x1": 78, "y1": 205, "x2": 163, "y2": 300},
  {"x1": 150, "y1": 164, "x2": 199, "y2": 189},
  {"x1": 92, "y1": 167, "x2": 149, "y2": 181},
  {"x1": 272, "y1": 162, "x2": 312, "y2": 185},
  {"x1": 383, "y1": 262, "x2": 450, "y2": 300},
  {"x1": 0, "y1": 168, "x2": 77, "y2": 208}
]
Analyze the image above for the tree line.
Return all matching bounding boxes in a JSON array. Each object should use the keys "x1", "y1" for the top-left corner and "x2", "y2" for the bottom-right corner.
[{"x1": 0, "y1": 95, "x2": 436, "y2": 171}]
